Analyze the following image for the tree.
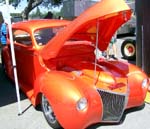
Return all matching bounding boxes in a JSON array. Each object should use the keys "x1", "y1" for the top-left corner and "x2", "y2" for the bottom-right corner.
[
  {"x1": 1, "y1": 0, "x2": 62, "y2": 20},
  {"x1": 22, "y1": 0, "x2": 43, "y2": 19}
]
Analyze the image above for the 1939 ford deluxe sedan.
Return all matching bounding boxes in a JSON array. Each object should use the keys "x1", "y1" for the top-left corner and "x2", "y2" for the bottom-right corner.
[{"x1": 1, "y1": 0, "x2": 149, "y2": 129}]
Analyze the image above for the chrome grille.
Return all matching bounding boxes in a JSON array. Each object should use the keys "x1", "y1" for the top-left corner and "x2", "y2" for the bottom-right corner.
[{"x1": 97, "y1": 89, "x2": 126, "y2": 122}]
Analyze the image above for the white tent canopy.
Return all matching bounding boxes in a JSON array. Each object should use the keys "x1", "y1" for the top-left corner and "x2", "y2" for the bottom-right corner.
[{"x1": 0, "y1": 3, "x2": 21, "y2": 23}]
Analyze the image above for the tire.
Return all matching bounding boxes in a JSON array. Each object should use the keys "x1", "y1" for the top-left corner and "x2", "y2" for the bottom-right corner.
[
  {"x1": 121, "y1": 39, "x2": 136, "y2": 60},
  {"x1": 41, "y1": 94, "x2": 61, "y2": 129}
]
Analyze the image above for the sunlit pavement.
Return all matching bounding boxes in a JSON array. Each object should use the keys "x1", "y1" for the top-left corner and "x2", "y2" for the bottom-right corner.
[{"x1": 0, "y1": 40, "x2": 150, "y2": 129}]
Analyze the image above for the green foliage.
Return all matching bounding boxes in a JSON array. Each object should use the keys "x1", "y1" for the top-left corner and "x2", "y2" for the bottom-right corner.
[
  {"x1": 51, "y1": 0, "x2": 62, "y2": 5},
  {"x1": 0, "y1": 0, "x2": 62, "y2": 8},
  {"x1": 41, "y1": 0, "x2": 62, "y2": 7},
  {"x1": 0, "y1": 0, "x2": 19, "y2": 4},
  {"x1": 0, "y1": 0, "x2": 62, "y2": 6},
  {"x1": 0, "y1": 0, "x2": 63, "y2": 20},
  {"x1": 35, "y1": 7, "x2": 41, "y2": 16},
  {"x1": 29, "y1": 6, "x2": 43, "y2": 19}
]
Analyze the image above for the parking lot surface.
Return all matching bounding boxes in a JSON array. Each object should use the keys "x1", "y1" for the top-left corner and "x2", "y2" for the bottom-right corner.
[{"x1": 0, "y1": 39, "x2": 150, "y2": 129}]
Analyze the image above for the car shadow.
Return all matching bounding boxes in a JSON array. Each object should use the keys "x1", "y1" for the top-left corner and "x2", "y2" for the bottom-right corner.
[
  {"x1": 87, "y1": 104, "x2": 145, "y2": 129},
  {"x1": 0, "y1": 63, "x2": 27, "y2": 107}
]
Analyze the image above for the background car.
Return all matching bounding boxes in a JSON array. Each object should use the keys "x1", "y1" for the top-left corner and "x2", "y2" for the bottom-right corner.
[
  {"x1": 11, "y1": 16, "x2": 23, "y2": 23},
  {"x1": 1, "y1": 0, "x2": 149, "y2": 129}
]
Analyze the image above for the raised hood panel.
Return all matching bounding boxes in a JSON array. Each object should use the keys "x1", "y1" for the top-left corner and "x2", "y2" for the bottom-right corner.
[{"x1": 41, "y1": 0, "x2": 131, "y2": 60}]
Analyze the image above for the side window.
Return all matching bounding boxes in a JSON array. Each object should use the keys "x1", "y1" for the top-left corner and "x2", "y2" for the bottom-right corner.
[
  {"x1": 34, "y1": 26, "x2": 65, "y2": 46},
  {"x1": 13, "y1": 30, "x2": 32, "y2": 46},
  {"x1": 34, "y1": 28, "x2": 55, "y2": 45}
]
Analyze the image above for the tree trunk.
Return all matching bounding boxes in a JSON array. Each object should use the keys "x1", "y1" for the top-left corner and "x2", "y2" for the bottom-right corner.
[{"x1": 21, "y1": 0, "x2": 43, "y2": 20}]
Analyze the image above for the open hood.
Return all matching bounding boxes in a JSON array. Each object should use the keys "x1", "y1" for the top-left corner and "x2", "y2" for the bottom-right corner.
[{"x1": 41, "y1": 0, "x2": 131, "y2": 60}]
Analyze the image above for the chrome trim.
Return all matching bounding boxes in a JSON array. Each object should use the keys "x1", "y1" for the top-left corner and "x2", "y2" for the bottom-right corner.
[{"x1": 97, "y1": 86, "x2": 128, "y2": 122}]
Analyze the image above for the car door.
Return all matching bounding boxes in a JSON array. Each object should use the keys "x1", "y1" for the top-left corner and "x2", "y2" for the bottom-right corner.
[{"x1": 13, "y1": 29, "x2": 36, "y2": 87}]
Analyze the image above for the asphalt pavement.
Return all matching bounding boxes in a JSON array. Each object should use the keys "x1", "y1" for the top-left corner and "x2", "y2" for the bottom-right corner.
[{"x1": 0, "y1": 40, "x2": 150, "y2": 129}]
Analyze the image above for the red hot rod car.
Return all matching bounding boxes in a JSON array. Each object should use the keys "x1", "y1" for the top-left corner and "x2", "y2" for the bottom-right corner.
[{"x1": 1, "y1": 0, "x2": 149, "y2": 129}]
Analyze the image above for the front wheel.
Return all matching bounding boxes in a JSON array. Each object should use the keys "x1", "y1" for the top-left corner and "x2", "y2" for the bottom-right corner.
[
  {"x1": 41, "y1": 94, "x2": 61, "y2": 129},
  {"x1": 121, "y1": 39, "x2": 136, "y2": 60}
]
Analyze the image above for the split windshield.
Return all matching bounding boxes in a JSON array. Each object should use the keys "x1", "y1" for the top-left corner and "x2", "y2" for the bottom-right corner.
[{"x1": 34, "y1": 26, "x2": 65, "y2": 46}]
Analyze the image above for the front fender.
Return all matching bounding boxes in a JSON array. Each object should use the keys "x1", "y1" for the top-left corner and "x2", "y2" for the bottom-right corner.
[
  {"x1": 34, "y1": 71, "x2": 103, "y2": 129},
  {"x1": 126, "y1": 64, "x2": 149, "y2": 108}
]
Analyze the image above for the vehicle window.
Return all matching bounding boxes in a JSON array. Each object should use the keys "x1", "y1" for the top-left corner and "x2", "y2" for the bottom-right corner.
[
  {"x1": 34, "y1": 27, "x2": 64, "y2": 46},
  {"x1": 13, "y1": 30, "x2": 32, "y2": 46}
]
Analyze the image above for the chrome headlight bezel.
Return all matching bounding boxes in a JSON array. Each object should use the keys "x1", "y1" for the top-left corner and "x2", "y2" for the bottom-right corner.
[
  {"x1": 76, "y1": 97, "x2": 88, "y2": 111},
  {"x1": 142, "y1": 78, "x2": 148, "y2": 89},
  {"x1": 148, "y1": 85, "x2": 150, "y2": 91}
]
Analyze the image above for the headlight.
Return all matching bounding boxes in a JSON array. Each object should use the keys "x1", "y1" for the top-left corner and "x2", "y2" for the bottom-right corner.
[
  {"x1": 76, "y1": 97, "x2": 88, "y2": 111},
  {"x1": 142, "y1": 78, "x2": 148, "y2": 88}
]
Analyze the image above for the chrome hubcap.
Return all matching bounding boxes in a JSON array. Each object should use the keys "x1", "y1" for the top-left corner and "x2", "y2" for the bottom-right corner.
[
  {"x1": 124, "y1": 43, "x2": 135, "y2": 56},
  {"x1": 42, "y1": 95, "x2": 56, "y2": 124}
]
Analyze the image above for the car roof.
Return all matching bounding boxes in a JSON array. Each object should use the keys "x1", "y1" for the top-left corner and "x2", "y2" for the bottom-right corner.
[{"x1": 12, "y1": 19, "x2": 71, "y2": 32}]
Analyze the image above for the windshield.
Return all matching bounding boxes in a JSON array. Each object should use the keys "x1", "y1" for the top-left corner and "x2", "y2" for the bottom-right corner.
[{"x1": 34, "y1": 26, "x2": 65, "y2": 46}]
